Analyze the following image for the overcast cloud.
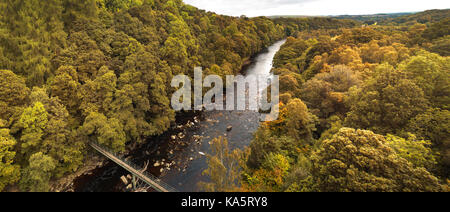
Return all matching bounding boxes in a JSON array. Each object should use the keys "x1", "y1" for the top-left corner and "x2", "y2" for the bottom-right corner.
[{"x1": 183, "y1": 0, "x2": 449, "y2": 17}]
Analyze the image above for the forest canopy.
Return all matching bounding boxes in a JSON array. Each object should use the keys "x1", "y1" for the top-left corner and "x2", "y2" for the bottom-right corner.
[
  {"x1": 0, "y1": 0, "x2": 287, "y2": 191},
  {"x1": 0, "y1": 0, "x2": 449, "y2": 192}
]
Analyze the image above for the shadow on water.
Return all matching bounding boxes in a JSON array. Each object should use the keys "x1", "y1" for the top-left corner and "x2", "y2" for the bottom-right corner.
[{"x1": 73, "y1": 39, "x2": 287, "y2": 192}]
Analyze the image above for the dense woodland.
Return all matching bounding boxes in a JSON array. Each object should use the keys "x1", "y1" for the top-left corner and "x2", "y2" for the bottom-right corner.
[
  {"x1": 200, "y1": 11, "x2": 450, "y2": 192},
  {"x1": 0, "y1": 0, "x2": 448, "y2": 192},
  {"x1": 0, "y1": 0, "x2": 287, "y2": 191}
]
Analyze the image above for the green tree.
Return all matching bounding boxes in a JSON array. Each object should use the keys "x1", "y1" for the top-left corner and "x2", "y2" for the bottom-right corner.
[
  {"x1": 78, "y1": 66, "x2": 117, "y2": 117},
  {"x1": 246, "y1": 100, "x2": 316, "y2": 170},
  {"x1": 386, "y1": 134, "x2": 438, "y2": 171},
  {"x1": 0, "y1": 70, "x2": 30, "y2": 126},
  {"x1": 278, "y1": 72, "x2": 303, "y2": 98},
  {"x1": 243, "y1": 153, "x2": 291, "y2": 192},
  {"x1": 198, "y1": 137, "x2": 242, "y2": 192},
  {"x1": 407, "y1": 108, "x2": 450, "y2": 147},
  {"x1": 62, "y1": 0, "x2": 98, "y2": 25},
  {"x1": 336, "y1": 27, "x2": 384, "y2": 45},
  {"x1": 102, "y1": 0, "x2": 144, "y2": 12},
  {"x1": 0, "y1": 125, "x2": 20, "y2": 191},
  {"x1": 18, "y1": 102, "x2": 48, "y2": 157},
  {"x1": 115, "y1": 50, "x2": 174, "y2": 142},
  {"x1": 284, "y1": 99, "x2": 317, "y2": 142},
  {"x1": 19, "y1": 152, "x2": 56, "y2": 192},
  {"x1": 54, "y1": 31, "x2": 107, "y2": 84},
  {"x1": 398, "y1": 51, "x2": 450, "y2": 110},
  {"x1": 309, "y1": 128, "x2": 443, "y2": 192},
  {"x1": 273, "y1": 37, "x2": 309, "y2": 68},
  {"x1": 28, "y1": 87, "x2": 84, "y2": 176},
  {"x1": 428, "y1": 35, "x2": 450, "y2": 56},
  {"x1": 422, "y1": 18, "x2": 450, "y2": 41},
  {"x1": 49, "y1": 66, "x2": 81, "y2": 114},
  {"x1": 345, "y1": 63, "x2": 429, "y2": 134},
  {"x1": 2, "y1": 0, "x2": 67, "y2": 86},
  {"x1": 301, "y1": 65, "x2": 360, "y2": 120},
  {"x1": 407, "y1": 108, "x2": 450, "y2": 176},
  {"x1": 162, "y1": 36, "x2": 188, "y2": 67},
  {"x1": 80, "y1": 112, "x2": 126, "y2": 153},
  {"x1": 247, "y1": 127, "x2": 300, "y2": 170}
]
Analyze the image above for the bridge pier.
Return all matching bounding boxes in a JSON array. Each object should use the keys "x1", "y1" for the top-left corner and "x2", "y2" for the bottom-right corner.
[{"x1": 132, "y1": 175, "x2": 137, "y2": 190}]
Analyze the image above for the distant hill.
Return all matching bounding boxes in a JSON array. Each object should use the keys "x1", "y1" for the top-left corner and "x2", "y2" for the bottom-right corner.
[
  {"x1": 272, "y1": 17, "x2": 360, "y2": 35},
  {"x1": 334, "y1": 9, "x2": 450, "y2": 25},
  {"x1": 387, "y1": 9, "x2": 450, "y2": 24},
  {"x1": 332, "y1": 12, "x2": 415, "y2": 23},
  {"x1": 270, "y1": 9, "x2": 450, "y2": 25},
  {"x1": 268, "y1": 15, "x2": 319, "y2": 19}
]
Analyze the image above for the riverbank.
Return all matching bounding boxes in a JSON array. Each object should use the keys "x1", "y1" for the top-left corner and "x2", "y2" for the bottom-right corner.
[
  {"x1": 50, "y1": 156, "x2": 107, "y2": 192},
  {"x1": 71, "y1": 111, "x2": 203, "y2": 192},
  {"x1": 44, "y1": 111, "x2": 200, "y2": 192}
]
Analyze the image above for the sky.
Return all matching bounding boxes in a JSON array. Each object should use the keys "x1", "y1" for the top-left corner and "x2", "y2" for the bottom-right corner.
[{"x1": 183, "y1": 0, "x2": 450, "y2": 17}]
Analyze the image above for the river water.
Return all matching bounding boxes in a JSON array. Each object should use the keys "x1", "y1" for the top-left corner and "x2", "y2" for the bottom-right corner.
[{"x1": 74, "y1": 39, "x2": 286, "y2": 192}]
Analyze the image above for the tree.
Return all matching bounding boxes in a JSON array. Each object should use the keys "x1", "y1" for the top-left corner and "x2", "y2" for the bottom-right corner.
[
  {"x1": 386, "y1": 134, "x2": 438, "y2": 171},
  {"x1": 247, "y1": 126, "x2": 300, "y2": 169},
  {"x1": 80, "y1": 112, "x2": 126, "y2": 153},
  {"x1": 428, "y1": 35, "x2": 450, "y2": 56},
  {"x1": 79, "y1": 66, "x2": 117, "y2": 117},
  {"x1": 0, "y1": 70, "x2": 30, "y2": 125},
  {"x1": 318, "y1": 115, "x2": 344, "y2": 142},
  {"x1": 278, "y1": 73, "x2": 302, "y2": 98},
  {"x1": 336, "y1": 27, "x2": 384, "y2": 45},
  {"x1": 407, "y1": 108, "x2": 450, "y2": 147},
  {"x1": 102, "y1": 0, "x2": 144, "y2": 12},
  {"x1": 2, "y1": 0, "x2": 67, "y2": 86},
  {"x1": 422, "y1": 18, "x2": 450, "y2": 41},
  {"x1": 62, "y1": 0, "x2": 98, "y2": 25},
  {"x1": 49, "y1": 66, "x2": 80, "y2": 114},
  {"x1": 345, "y1": 63, "x2": 429, "y2": 134},
  {"x1": 198, "y1": 137, "x2": 242, "y2": 192},
  {"x1": 55, "y1": 31, "x2": 107, "y2": 84},
  {"x1": 301, "y1": 65, "x2": 360, "y2": 120},
  {"x1": 407, "y1": 23, "x2": 427, "y2": 46},
  {"x1": 243, "y1": 153, "x2": 291, "y2": 192},
  {"x1": 398, "y1": 51, "x2": 450, "y2": 110},
  {"x1": 0, "y1": 125, "x2": 20, "y2": 191},
  {"x1": 114, "y1": 50, "x2": 174, "y2": 142},
  {"x1": 28, "y1": 87, "x2": 84, "y2": 177},
  {"x1": 359, "y1": 41, "x2": 411, "y2": 65},
  {"x1": 18, "y1": 102, "x2": 48, "y2": 158},
  {"x1": 162, "y1": 36, "x2": 188, "y2": 67},
  {"x1": 273, "y1": 37, "x2": 309, "y2": 68},
  {"x1": 19, "y1": 152, "x2": 56, "y2": 192},
  {"x1": 407, "y1": 108, "x2": 450, "y2": 176},
  {"x1": 284, "y1": 99, "x2": 317, "y2": 142},
  {"x1": 247, "y1": 99, "x2": 316, "y2": 169},
  {"x1": 308, "y1": 128, "x2": 443, "y2": 192}
]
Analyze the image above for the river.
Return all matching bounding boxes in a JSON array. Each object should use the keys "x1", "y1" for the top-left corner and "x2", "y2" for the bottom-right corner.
[{"x1": 73, "y1": 39, "x2": 287, "y2": 192}]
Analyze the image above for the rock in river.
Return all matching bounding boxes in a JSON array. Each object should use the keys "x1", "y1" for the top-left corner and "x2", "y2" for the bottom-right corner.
[
  {"x1": 120, "y1": 176, "x2": 128, "y2": 185},
  {"x1": 178, "y1": 132, "x2": 185, "y2": 139}
]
